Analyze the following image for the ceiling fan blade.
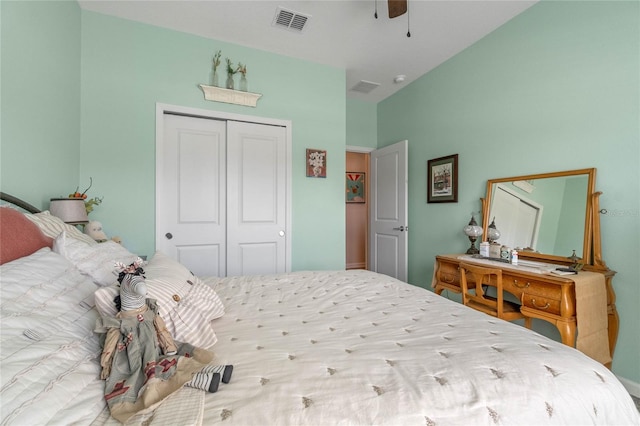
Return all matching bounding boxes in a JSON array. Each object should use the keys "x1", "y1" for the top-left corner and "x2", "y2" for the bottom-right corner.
[{"x1": 388, "y1": 0, "x2": 407, "y2": 18}]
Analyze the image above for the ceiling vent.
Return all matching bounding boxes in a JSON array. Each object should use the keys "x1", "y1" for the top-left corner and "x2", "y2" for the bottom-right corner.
[
  {"x1": 350, "y1": 80, "x2": 380, "y2": 94},
  {"x1": 272, "y1": 7, "x2": 311, "y2": 33}
]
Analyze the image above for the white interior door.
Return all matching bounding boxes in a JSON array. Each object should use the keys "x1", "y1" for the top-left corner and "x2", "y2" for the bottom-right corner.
[
  {"x1": 226, "y1": 121, "x2": 287, "y2": 276},
  {"x1": 157, "y1": 114, "x2": 227, "y2": 277},
  {"x1": 369, "y1": 140, "x2": 408, "y2": 281}
]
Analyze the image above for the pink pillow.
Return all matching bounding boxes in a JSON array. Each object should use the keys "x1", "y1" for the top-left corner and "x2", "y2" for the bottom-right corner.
[{"x1": 0, "y1": 207, "x2": 53, "y2": 264}]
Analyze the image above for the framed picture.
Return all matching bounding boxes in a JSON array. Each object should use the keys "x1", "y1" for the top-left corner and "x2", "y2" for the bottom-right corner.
[
  {"x1": 306, "y1": 149, "x2": 327, "y2": 178},
  {"x1": 346, "y1": 172, "x2": 365, "y2": 203},
  {"x1": 427, "y1": 154, "x2": 458, "y2": 203}
]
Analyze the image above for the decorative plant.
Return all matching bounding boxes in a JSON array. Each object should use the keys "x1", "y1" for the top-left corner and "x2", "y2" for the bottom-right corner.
[
  {"x1": 68, "y1": 177, "x2": 103, "y2": 214},
  {"x1": 212, "y1": 50, "x2": 222, "y2": 73},
  {"x1": 237, "y1": 63, "x2": 247, "y2": 77},
  {"x1": 226, "y1": 58, "x2": 238, "y2": 76}
]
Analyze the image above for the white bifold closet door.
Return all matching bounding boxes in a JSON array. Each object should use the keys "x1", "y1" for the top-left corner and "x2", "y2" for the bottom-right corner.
[{"x1": 157, "y1": 114, "x2": 287, "y2": 277}]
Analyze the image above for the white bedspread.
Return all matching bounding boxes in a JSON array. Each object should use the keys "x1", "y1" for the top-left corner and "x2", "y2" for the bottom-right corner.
[
  {"x1": 0, "y1": 248, "x2": 106, "y2": 425},
  {"x1": 200, "y1": 270, "x2": 639, "y2": 425},
  {"x1": 1, "y1": 257, "x2": 638, "y2": 425}
]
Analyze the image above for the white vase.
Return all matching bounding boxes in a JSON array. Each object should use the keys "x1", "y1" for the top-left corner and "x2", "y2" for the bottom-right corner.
[{"x1": 211, "y1": 70, "x2": 220, "y2": 87}]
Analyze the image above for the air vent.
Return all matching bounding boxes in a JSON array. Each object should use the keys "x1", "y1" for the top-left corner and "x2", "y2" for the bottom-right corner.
[
  {"x1": 350, "y1": 80, "x2": 380, "y2": 94},
  {"x1": 273, "y1": 7, "x2": 310, "y2": 33}
]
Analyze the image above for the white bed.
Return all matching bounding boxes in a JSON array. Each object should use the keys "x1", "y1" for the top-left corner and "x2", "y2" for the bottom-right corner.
[{"x1": 1, "y1": 198, "x2": 638, "y2": 425}]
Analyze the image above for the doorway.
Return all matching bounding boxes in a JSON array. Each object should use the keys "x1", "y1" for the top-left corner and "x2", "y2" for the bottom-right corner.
[{"x1": 345, "y1": 151, "x2": 370, "y2": 270}]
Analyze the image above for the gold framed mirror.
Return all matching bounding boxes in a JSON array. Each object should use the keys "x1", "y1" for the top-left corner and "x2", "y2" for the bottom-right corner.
[{"x1": 481, "y1": 168, "x2": 597, "y2": 266}]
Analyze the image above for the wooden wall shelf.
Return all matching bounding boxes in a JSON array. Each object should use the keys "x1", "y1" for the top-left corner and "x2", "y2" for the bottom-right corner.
[{"x1": 199, "y1": 84, "x2": 262, "y2": 107}]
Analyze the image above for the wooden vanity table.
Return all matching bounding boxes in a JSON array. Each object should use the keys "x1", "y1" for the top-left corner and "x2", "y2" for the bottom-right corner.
[
  {"x1": 433, "y1": 254, "x2": 618, "y2": 367},
  {"x1": 434, "y1": 168, "x2": 618, "y2": 368}
]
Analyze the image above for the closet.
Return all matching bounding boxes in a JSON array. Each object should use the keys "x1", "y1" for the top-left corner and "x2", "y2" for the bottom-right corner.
[{"x1": 156, "y1": 111, "x2": 289, "y2": 277}]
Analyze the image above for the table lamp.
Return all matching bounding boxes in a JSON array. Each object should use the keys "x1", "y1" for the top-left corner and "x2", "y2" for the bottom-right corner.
[
  {"x1": 49, "y1": 198, "x2": 89, "y2": 225},
  {"x1": 487, "y1": 217, "x2": 501, "y2": 243},
  {"x1": 463, "y1": 213, "x2": 483, "y2": 254}
]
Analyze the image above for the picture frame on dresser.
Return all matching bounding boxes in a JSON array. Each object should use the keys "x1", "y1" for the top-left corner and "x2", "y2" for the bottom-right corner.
[{"x1": 427, "y1": 154, "x2": 458, "y2": 203}]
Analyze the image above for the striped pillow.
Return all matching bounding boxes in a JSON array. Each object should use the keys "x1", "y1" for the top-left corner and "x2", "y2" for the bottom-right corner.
[
  {"x1": 24, "y1": 210, "x2": 97, "y2": 246},
  {"x1": 94, "y1": 251, "x2": 224, "y2": 349}
]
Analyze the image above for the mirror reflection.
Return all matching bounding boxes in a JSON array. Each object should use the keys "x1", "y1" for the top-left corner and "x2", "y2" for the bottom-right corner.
[{"x1": 483, "y1": 169, "x2": 595, "y2": 262}]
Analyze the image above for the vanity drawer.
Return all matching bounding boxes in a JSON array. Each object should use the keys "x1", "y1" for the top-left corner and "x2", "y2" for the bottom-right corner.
[
  {"x1": 521, "y1": 293, "x2": 562, "y2": 316},
  {"x1": 503, "y1": 276, "x2": 563, "y2": 300},
  {"x1": 437, "y1": 261, "x2": 461, "y2": 288}
]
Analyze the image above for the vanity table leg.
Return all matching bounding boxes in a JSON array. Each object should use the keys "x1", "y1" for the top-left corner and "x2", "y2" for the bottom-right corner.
[
  {"x1": 556, "y1": 320, "x2": 577, "y2": 347},
  {"x1": 607, "y1": 305, "x2": 619, "y2": 359},
  {"x1": 605, "y1": 277, "x2": 619, "y2": 359}
]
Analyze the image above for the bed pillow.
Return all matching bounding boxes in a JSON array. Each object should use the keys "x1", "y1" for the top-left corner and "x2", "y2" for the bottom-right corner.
[
  {"x1": 0, "y1": 207, "x2": 54, "y2": 265},
  {"x1": 24, "y1": 210, "x2": 97, "y2": 245},
  {"x1": 94, "y1": 251, "x2": 224, "y2": 348},
  {"x1": 53, "y1": 231, "x2": 138, "y2": 286}
]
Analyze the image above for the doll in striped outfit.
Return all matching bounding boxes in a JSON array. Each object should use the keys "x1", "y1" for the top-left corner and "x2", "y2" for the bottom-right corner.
[{"x1": 95, "y1": 258, "x2": 233, "y2": 423}]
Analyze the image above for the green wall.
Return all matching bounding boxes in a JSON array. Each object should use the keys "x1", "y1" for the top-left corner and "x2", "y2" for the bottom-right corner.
[
  {"x1": 80, "y1": 11, "x2": 347, "y2": 268},
  {"x1": 1, "y1": 2, "x2": 347, "y2": 271},
  {"x1": 378, "y1": 0, "x2": 639, "y2": 382},
  {"x1": 346, "y1": 98, "x2": 377, "y2": 148},
  {"x1": 1, "y1": 1, "x2": 81, "y2": 206}
]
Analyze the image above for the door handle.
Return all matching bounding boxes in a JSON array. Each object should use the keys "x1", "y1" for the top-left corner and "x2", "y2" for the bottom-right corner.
[
  {"x1": 393, "y1": 226, "x2": 408, "y2": 232},
  {"x1": 165, "y1": 232, "x2": 173, "y2": 240}
]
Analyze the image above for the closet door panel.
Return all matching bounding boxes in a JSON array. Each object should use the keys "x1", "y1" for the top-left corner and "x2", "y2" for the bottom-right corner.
[
  {"x1": 240, "y1": 137, "x2": 276, "y2": 222},
  {"x1": 157, "y1": 114, "x2": 227, "y2": 277},
  {"x1": 176, "y1": 245, "x2": 223, "y2": 278},
  {"x1": 178, "y1": 132, "x2": 220, "y2": 222},
  {"x1": 233, "y1": 243, "x2": 278, "y2": 276},
  {"x1": 227, "y1": 121, "x2": 287, "y2": 276}
]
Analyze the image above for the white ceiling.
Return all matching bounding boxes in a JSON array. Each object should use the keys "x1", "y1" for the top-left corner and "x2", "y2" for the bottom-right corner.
[{"x1": 78, "y1": 0, "x2": 538, "y2": 103}]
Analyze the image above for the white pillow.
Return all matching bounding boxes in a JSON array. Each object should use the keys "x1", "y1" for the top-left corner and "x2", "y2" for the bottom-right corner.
[
  {"x1": 53, "y1": 231, "x2": 138, "y2": 286},
  {"x1": 94, "y1": 251, "x2": 224, "y2": 348},
  {"x1": 24, "y1": 210, "x2": 97, "y2": 245}
]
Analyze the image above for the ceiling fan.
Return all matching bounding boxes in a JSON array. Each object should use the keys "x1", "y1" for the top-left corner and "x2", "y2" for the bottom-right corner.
[
  {"x1": 375, "y1": 0, "x2": 411, "y2": 37},
  {"x1": 388, "y1": 0, "x2": 408, "y2": 19}
]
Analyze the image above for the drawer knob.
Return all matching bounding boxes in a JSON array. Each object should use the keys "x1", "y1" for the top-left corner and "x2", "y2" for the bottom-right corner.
[
  {"x1": 513, "y1": 280, "x2": 530, "y2": 288},
  {"x1": 531, "y1": 298, "x2": 550, "y2": 309}
]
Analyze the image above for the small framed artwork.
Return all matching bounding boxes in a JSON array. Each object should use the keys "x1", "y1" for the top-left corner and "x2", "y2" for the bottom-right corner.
[
  {"x1": 346, "y1": 172, "x2": 365, "y2": 203},
  {"x1": 306, "y1": 149, "x2": 327, "y2": 178},
  {"x1": 427, "y1": 154, "x2": 458, "y2": 203}
]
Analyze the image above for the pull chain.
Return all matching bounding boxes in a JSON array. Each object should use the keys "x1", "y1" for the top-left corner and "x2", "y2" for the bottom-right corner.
[
  {"x1": 406, "y1": 0, "x2": 411, "y2": 37},
  {"x1": 374, "y1": 0, "x2": 378, "y2": 19}
]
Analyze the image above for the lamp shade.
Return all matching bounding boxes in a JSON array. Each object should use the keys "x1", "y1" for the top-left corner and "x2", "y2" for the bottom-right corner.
[
  {"x1": 49, "y1": 198, "x2": 89, "y2": 224},
  {"x1": 463, "y1": 214, "x2": 483, "y2": 238},
  {"x1": 488, "y1": 218, "x2": 501, "y2": 242}
]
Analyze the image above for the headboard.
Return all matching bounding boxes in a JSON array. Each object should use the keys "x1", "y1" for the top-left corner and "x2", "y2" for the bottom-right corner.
[{"x1": 0, "y1": 192, "x2": 41, "y2": 214}]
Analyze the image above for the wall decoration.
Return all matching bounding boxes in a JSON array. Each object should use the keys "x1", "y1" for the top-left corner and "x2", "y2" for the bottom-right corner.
[
  {"x1": 427, "y1": 154, "x2": 458, "y2": 203},
  {"x1": 211, "y1": 50, "x2": 222, "y2": 87},
  {"x1": 346, "y1": 172, "x2": 365, "y2": 203},
  {"x1": 306, "y1": 149, "x2": 327, "y2": 178}
]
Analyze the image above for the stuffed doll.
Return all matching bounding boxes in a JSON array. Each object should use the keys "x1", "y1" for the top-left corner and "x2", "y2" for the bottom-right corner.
[
  {"x1": 84, "y1": 220, "x2": 122, "y2": 244},
  {"x1": 95, "y1": 258, "x2": 233, "y2": 423},
  {"x1": 84, "y1": 221, "x2": 108, "y2": 242}
]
